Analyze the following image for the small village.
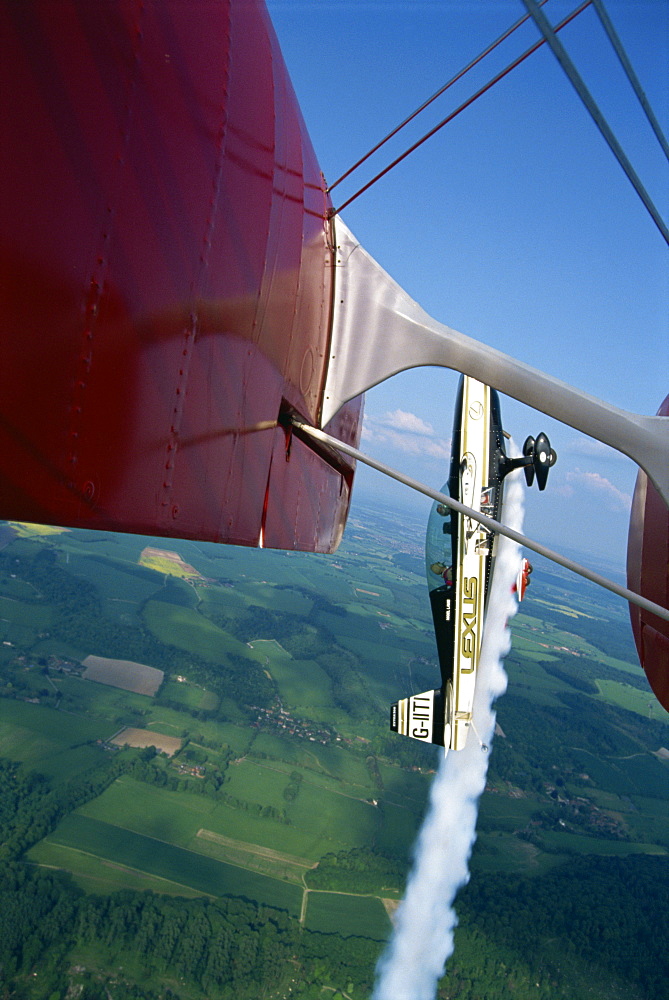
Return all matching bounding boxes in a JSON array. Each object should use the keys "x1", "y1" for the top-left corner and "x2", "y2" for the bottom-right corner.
[{"x1": 251, "y1": 703, "x2": 336, "y2": 746}]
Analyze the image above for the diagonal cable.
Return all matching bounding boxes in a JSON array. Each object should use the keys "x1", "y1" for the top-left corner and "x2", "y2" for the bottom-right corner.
[
  {"x1": 591, "y1": 0, "x2": 669, "y2": 163},
  {"x1": 327, "y1": 0, "x2": 552, "y2": 193},
  {"x1": 329, "y1": 1, "x2": 591, "y2": 217},
  {"x1": 290, "y1": 417, "x2": 669, "y2": 624},
  {"x1": 521, "y1": 0, "x2": 669, "y2": 246}
]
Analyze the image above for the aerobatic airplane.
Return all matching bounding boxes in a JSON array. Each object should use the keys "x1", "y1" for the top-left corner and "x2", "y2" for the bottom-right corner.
[
  {"x1": 1, "y1": 0, "x2": 667, "y2": 718},
  {"x1": 390, "y1": 376, "x2": 555, "y2": 753}
]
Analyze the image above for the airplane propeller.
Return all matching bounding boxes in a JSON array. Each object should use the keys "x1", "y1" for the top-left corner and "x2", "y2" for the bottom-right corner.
[
  {"x1": 522, "y1": 433, "x2": 557, "y2": 491},
  {"x1": 498, "y1": 433, "x2": 557, "y2": 489}
]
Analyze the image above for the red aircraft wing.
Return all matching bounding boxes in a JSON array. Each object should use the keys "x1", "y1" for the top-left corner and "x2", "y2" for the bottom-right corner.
[{"x1": 0, "y1": 0, "x2": 361, "y2": 552}]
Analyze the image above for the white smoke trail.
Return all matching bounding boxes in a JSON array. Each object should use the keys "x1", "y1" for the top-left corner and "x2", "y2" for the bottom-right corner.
[{"x1": 372, "y1": 467, "x2": 525, "y2": 1000}]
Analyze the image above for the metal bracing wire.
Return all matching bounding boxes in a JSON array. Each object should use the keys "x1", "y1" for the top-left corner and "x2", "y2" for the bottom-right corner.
[
  {"x1": 290, "y1": 417, "x2": 669, "y2": 625},
  {"x1": 329, "y1": 1, "x2": 592, "y2": 218},
  {"x1": 521, "y1": 0, "x2": 669, "y2": 246},
  {"x1": 591, "y1": 0, "x2": 669, "y2": 164},
  {"x1": 326, "y1": 0, "x2": 552, "y2": 194}
]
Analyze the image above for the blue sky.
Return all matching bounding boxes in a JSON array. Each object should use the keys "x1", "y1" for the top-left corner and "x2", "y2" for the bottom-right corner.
[{"x1": 266, "y1": 0, "x2": 668, "y2": 570}]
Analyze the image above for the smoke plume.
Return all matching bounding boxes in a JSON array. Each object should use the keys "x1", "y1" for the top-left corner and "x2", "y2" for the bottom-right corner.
[{"x1": 371, "y1": 468, "x2": 525, "y2": 1000}]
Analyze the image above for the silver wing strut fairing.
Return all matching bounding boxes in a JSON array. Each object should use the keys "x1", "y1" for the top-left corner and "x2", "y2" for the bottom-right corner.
[{"x1": 322, "y1": 219, "x2": 669, "y2": 507}]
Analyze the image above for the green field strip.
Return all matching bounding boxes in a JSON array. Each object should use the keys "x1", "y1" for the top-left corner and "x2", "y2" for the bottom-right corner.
[
  {"x1": 27, "y1": 840, "x2": 208, "y2": 898},
  {"x1": 530, "y1": 598, "x2": 598, "y2": 621},
  {"x1": 0, "y1": 575, "x2": 43, "y2": 599},
  {"x1": 286, "y1": 783, "x2": 379, "y2": 842},
  {"x1": 0, "y1": 698, "x2": 115, "y2": 743},
  {"x1": 144, "y1": 708, "x2": 254, "y2": 748},
  {"x1": 29, "y1": 638, "x2": 88, "y2": 663},
  {"x1": 25, "y1": 743, "x2": 107, "y2": 782},
  {"x1": 622, "y1": 809, "x2": 669, "y2": 849},
  {"x1": 225, "y1": 759, "x2": 293, "y2": 810},
  {"x1": 336, "y1": 635, "x2": 411, "y2": 672},
  {"x1": 77, "y1": 777, "x2": 218, "y2": 846},
  {"x1": 576, "y1": 788, "x2": 637, "y2": 812},
  {"x1": 595, "y1": 679, "x2": 669, "y2": 721},
  {"x1": 231, "y1": 755, "x2": 377, "y2": 805},
  {"x1": 304, "y1": 890, "x2": 391, "y2": 940},
  {"x1": 75, "y1": 775, "x2": 364, "y2": 863},
  {"x1": 247, "y1": 640, "x2": 333, "y2": 713},
  {"x1": 160, "y1": 678, "x2": 219, "y2": 712},
  {"x1": 538, "y1": 830, "x2": 666, "y2": 856},
  {"x1": 53, "y1": 675, "x2": 154, "y2": 720},
  {"x1": 613, "y1": 752, "x2": 669, "y2": 798},
  {"x1": 377, "y1": 762, "x2": 432, "y2": 810},
  {"x1": 471, "y1": 832, "x2": 567, "y2": 875},
  {"x1": 504, "y1": 658, "x2": 574, "y2": 707},
  {"x1": 44, "y1": 813, "x2": 303, "y2": 914},
  {"x1": 64, "y1": 553, "x2": 160, "y2": 605},
  {"x1": 247, "y1": 732, "x2": 376, "y2": 787},
  {"x1": 193, "y1": 829, "x2": 314, "y2": 884},
  {"x1": 198, "y1": 585, "x2": 248, "y2": 608},
  {"x1": 205, "y1": 803, "x2": 335, "y2": 861},
  {"x1": 478, "y1": 791, "x2": 541, "y2": 831},
  {"x1": 509, "y1": 633, "x2": 559, "y2": 662},
  {"x1": 0, "y1": 724, "x2": 65, "y2": 767},
  {"x1": 514, "y1": 612, "x2": 642, "y2": 677},
  {"x1": 143, "y1": 600, "x2": 255, "y2": 663},
  {"x1": 374, "y1": 800, "x2": 421, "y2": 857},
  {"x1": 233, "y1": 583, "x2": 313, "y2": 615},
  {"x1": 0, "y1": 593, "x2": 52, "y2": 629},
  {"x1": 630, "y1": 794, "x2": 669, "y2": 816},
  {"x1": 594, "y1": 656, "x2": 648, "y2": 677}
]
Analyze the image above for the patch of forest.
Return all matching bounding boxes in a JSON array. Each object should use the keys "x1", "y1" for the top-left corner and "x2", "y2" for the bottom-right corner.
[
  {"x1": 457, "y1": 854, "x2": 669, "y2": 1000},
  {"x1": 490, "y1": 690, "x2": 669, "y2": 800},
  {"x1": 0, "y1": 864, "x2": 380, "y2": 1000}
]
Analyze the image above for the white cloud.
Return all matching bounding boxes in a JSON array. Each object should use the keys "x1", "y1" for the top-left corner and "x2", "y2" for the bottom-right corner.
[
  {"x1": 362, "y1": 410, "x2": 450, "y2": 462},
  {"x1": 565, "y1": 468, "x2": 632, "y2": 512},
  {"x1": 378, "y1": 409, "x2": 435, "y2": 436}
]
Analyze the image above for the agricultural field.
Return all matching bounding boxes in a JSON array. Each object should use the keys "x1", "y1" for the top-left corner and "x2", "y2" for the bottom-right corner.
[
  {"x1": 596, "y1": 677, "x2": 669, "y2": 720},
  {"x1": 110, "y1": 727, "x2": 182, "y2": 756},
  {"x1": 195, "y1": 828, "x2": 316, "y2": 884},
  {"x1": 0, "y1": 698, "x2": 115, "y2": 780},
  {"x1": 143, "y1": 599, "x2": 255, "y2": 664},
  {"x1": 139, "y1": 546, "x2": 203, "y2": 578},
  {"x1": 33, "y1": 812, "x2": 304, "y2": 916},
  {"x1": 246, "y1": 639, "x2": 333, "y2": 714},
  {"x1": 303, "y1": 890, "x2": 391, "y2": 939},
  {"x1": 82, "y1": 655, "x2": 164, "y2": 696},
  {"x1": 2, "y1": 497, "x2": 669, "y2": 995}
]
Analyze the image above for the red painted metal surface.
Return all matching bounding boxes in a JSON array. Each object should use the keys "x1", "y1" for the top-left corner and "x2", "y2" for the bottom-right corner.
[
  {"x1": 627, "y1": 394, "x2": 669, "y2": 711},
  {"x1": 0, "y1": 0, "x2": 361, "y2": 552}
]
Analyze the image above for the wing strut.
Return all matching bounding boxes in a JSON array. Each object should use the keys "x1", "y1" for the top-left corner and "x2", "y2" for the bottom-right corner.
[
  {"x1": 321, "y1": 220, "x2": 669, "y2": 509},
  {"x1": 289, "y1": 417, "x2": 669, "y2": 625}
]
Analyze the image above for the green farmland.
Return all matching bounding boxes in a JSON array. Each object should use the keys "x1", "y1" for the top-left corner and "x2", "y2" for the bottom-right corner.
[
  {"x1": 35, "y1": 813, "x2": 303, "y2": 916},
  {"x1": 1, "y1": 503, "x2": 668, "y2": 1000},
  {"x1": 304, "y1": 890, "x2": 391, "y2": 939},
  {"x1": 0, "y1": 699, "x2": 114, "y2": 779}
]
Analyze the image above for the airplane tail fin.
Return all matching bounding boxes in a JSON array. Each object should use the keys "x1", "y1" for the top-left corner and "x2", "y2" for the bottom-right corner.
[{"x1": 390, "y1": 686, "x2": 450, "y2": 750}]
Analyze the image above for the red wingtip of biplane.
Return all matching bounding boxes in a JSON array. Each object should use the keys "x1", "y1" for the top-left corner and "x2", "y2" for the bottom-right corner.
[{"x1": 627, "y1": 394, "x2": 669, "y2": 712}]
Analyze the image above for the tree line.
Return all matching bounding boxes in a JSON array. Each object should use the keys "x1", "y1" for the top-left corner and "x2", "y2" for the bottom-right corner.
[{"x1": 0, "y1": 863, "x2": 381, "y2": 1000}]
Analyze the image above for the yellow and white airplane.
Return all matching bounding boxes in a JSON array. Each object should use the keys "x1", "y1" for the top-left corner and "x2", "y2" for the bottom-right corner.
[{"x1": 390, "y1": 376, "x2": 555, "y2": 753}]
